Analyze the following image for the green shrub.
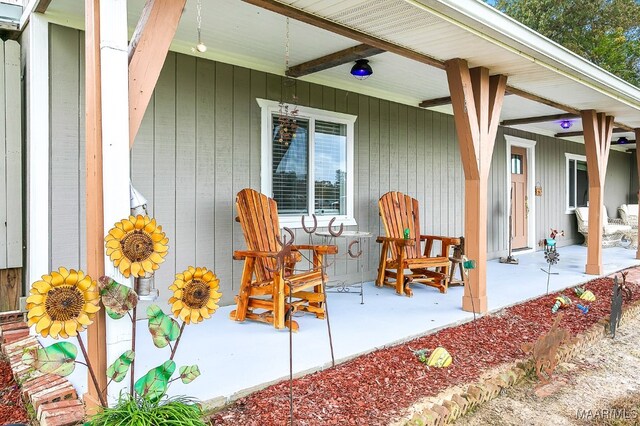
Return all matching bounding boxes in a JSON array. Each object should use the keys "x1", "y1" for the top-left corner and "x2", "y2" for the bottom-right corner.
[{"x1": 87, "y1": 393, "x2": 206, "y2": 426}]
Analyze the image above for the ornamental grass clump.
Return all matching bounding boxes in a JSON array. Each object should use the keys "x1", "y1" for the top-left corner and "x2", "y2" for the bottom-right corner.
[
  {"x1": 88, "y1": 394, "x2": 206, "y2": 426},
  {"x1": 22, "y1": 214, "x2": 222, "y2": 423}
]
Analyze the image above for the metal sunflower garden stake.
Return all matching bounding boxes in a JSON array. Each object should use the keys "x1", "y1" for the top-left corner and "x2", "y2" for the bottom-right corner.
[
  {"x1": 23, "y1": 267, "x2": 107, "y2": 406},
  {"x1": 23, "y1": 213, "x2": 222, "y2": 411}
]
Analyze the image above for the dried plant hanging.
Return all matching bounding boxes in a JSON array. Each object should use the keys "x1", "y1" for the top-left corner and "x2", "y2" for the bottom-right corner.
[{"x1": 277, "y1": 18, "x2": 299, "y2": 146}]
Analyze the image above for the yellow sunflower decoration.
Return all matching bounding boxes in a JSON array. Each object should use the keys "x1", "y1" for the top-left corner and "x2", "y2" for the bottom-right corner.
[
  {"x1": 169, "y1": 267, "x2": 222, "y2": 324},
  {"x1": 105, "y1": 215, "x2": 169, "y2": 278},
  {"x1": 26, "y1": 267, "x2": 100, "y2": 339}
]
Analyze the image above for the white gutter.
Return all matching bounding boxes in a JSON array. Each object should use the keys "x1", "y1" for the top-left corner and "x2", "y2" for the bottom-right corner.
[{"x1": 407, "y1": 0, "x2": 640, "y2": 111}]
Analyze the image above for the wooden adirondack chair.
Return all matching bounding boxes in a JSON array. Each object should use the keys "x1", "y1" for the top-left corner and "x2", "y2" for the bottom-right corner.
[
  {"x1": 376, "y1": 191, "x2": 461, "y2": 296},
  {"x1": 231, "y1": 188, "x2": 338, "y2": 331}
]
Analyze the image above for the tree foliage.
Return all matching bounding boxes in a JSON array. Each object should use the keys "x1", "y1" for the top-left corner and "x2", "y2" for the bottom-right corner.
[{"x1": 490, "y1": 0, "x2": 640, "y2": 87}]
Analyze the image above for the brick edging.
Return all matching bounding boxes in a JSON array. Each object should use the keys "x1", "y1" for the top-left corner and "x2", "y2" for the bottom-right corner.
[
  {"x1": 0, "y1": 311, "x2": 85, "y2": 426},
  {"x1": 398, "y1": 299, "x2": 640, "y2": 426}
]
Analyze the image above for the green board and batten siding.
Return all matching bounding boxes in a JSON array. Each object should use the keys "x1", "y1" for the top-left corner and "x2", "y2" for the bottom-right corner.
[
  {"x1": 0, "y1": 39, "x2": 22, "y2": 271},
  {"x1": 48, "y1": 25, "x2": 633, "y2": 306},
  {"x1": 0, "y1": 38, "x2": 22, "y2": 312}
]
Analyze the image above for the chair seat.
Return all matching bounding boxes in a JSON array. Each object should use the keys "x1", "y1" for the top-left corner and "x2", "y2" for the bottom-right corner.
[
  {"x1": 603, "y1": 224, "x2": 632, "y2": 234},
  {"x1": 252, "y1": 269, "x2": 325, "y2": 290},
  {"x1": 386, "y1": 256, "x2": 450, "y2": 270}
]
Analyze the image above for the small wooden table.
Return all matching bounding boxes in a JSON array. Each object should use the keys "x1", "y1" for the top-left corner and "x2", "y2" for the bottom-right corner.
[{"x1": 315, "y1": 230, "x2": 372, "y2": 304}]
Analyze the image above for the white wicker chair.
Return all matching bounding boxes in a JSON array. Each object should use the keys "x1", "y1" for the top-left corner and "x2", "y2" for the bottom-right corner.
[
  {"x1": 575, "y1": 206, "x2": 631, "y2": 247},
  {"x1": 618, "y1": 204, "x2": 638, "y2": 248}
]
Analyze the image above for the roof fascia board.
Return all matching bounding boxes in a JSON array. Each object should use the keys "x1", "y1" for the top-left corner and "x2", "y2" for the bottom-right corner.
[{"x1": 407, "y1": 0, "x2": 640, "y2": 110}]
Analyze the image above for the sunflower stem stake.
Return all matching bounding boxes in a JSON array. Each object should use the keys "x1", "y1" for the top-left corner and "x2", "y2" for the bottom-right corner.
[
  {"x1": 320, "y1": 258, "x2": 335, "y2": 367},
  {"x1": 130, "y1": 304, "x2": 137, "y2": 393},
  {"x1": 170, "y1": 322, "x2": 187, "y2": 361},
  {"x1": 287, "y1": 273, "x2": 294, "y2": 426},
  {"x1": 76, "y1": 334, "x2": 107, "y2": 407}
]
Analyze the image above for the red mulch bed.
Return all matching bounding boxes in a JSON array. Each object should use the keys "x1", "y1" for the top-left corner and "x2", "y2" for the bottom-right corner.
[
  {"x1": 0, "y1": 357, "x2": 29, "y2": 425},
  {"x1": 210, "y1": 274, "x2": 640, "y2": 426}
]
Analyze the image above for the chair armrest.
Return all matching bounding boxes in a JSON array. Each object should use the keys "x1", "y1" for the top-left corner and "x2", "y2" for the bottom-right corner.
[
  {"x1": 420, "y1": 235, "x2": 462, "y2": 246},
  {"x1": 233, "y1": 250, "x2": 279, "y2": 260},
  {"x1": 291, "y1": 245, "x2": 338, "y2": 255},
  {"x1": 375, "y1": 236, "x2": 416, "y2": 247}
]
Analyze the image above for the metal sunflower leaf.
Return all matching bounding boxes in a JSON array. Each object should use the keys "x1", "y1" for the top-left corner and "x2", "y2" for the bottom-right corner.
[
  {"x1": 134, "y1": 360, "x2": 176, "y2": 401},
  {"x1": 147, "y1": 304, "x2": 180, "y2": 348},
  {"x1": 98, "y1": 276, "x2": 138, "y2": 320},
  {"x1": 106, "y1": 350, "x2": 135, "y2": 383},
  {"x1": 22, "y1": 342, "x2": 78, "y2": 376},
  {"x1": 179, "y1": 365, "x2": 201, "y2": 384}
]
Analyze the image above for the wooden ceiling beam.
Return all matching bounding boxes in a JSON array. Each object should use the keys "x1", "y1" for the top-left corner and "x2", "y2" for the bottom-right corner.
[
  {"x1": 418, "y1": 96, "x2": 454, "y2": 108},
  {"x1": 555, "y1": 127, "x2": 627, "y2": 138},
  {"x1": 35, "y1": 0, "x2": 54, "y2": 13},
  {"x1": 500, "y1": 113, "x2": 578, "y2": 126},
  {"x1": 242, "y1": 0, "x2": 445, "y2": 69},
  {"x1": 286, "y1": 44, "x2": 384, "y2": 78}
]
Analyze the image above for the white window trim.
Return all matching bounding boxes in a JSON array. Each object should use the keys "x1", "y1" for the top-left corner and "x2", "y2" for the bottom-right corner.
[
  {"x1": 257, "y1": 98, "x2": 357, "y2": 228},
  {"x1": 505, "y1": 135, "x2": 536, "y2": 255},
  {"x1": 565, "y1": 153, "x2": 587, "y2": 214}
]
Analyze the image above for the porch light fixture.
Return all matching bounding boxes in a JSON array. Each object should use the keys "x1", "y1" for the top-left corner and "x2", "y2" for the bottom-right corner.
[
  {"x1": 560, "y1": 120, "x2": 572, "y2": 129},
  {"x1": 195, "y1": 0, "x2": 207, "y2": 53},
  {"x1": 616, "y1": 136, "x2": 629, "y2": 144},
  {"x1": 350, "y1": 59, "x2": 373, "y2": 80}
]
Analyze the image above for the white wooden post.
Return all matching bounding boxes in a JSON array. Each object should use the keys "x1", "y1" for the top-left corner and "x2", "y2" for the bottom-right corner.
[
  {"x1": 99, "y1": 0, "x2": 132, "y2": 401},
  {"x1": 25, "y1": 14, "x2": 49, "y2": 288}
]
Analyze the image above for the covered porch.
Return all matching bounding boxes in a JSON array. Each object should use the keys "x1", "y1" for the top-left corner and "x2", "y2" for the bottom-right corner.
[
  {"x1": 17, "y1": 0, "x2": 640, "y2": 410},
  {"x1": 57, "y1": 244, "x2": 640, "y2": 407}
]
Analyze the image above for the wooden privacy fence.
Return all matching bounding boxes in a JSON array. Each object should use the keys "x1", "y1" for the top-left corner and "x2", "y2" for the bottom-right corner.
[{"x1": 0, "y1": 39, "x2": 22, "y2": 312}]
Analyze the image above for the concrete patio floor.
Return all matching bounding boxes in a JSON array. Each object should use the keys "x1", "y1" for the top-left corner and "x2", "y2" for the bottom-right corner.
[{"x1": 60, "y1": 245, "x2": 640, "y2": 407}]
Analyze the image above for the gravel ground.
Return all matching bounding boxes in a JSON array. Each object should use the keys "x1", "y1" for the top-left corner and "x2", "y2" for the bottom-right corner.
[{"x1": 455, "y1": 312, "x2": 640, "y2": 426}]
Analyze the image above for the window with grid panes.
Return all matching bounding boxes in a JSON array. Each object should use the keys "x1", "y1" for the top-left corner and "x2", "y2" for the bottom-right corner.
[{"x1": 258, "y1": 99, "x2": 356, "y2": 228}]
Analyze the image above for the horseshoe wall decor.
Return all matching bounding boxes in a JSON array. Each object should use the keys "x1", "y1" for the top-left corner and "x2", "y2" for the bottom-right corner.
[
  {"x1": 328, "y1": 217, "x2": 344, "y2": 237},
  {"x1": 301, "y1": 214, "x2": 318, "y2": 234},
  {"x1": 347, "y1": 240, "x2": 362, "y2": 258}
]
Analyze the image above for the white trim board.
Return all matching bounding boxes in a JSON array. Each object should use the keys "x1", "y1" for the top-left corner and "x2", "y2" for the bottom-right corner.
[
  {"x1": 26, "y1": 13, "x2": 49, "y2": 286},
  {"x1": 565, "y1": 152, "x2": 588, "y2": 214},
  {"x1": 504, "y1": 134, "x2": 536, "y2": 255}
]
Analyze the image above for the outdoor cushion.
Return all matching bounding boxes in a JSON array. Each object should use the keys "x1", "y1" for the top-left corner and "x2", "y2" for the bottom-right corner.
[
  {"x1": 603, "y1": 224, "x2": 631, "y2": 234},
  {"x1": 619, "y1": 204, "x2": 638, "y2": 227}
]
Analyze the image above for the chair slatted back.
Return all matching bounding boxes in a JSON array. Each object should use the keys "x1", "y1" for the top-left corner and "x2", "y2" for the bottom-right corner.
[
  {"x1": 236, "y1": 188, "x2": 282, "y2": 282},
  {"x1": 379, "y1": 191, "x2": 422, "y2": 259}
]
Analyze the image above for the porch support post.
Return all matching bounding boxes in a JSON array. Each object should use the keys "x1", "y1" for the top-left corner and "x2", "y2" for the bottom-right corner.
[
  {"x1": 445, "y1": 58, "x2": 507, "y2": 313},
  {"x1": 85, "y1": 0, "x2": 132, "y2": 406},
  {"x1": 84, "y1": 0, "x2": 107, "y2": 407},
  {"x1": 128, "y1": 0, "x2": 186, "y2": 147},
  {"x1": 581, "y1": 110, "x2": 614, "y2": 275},
  {"x1": 635, "y1": 128, "x2": 640, "y2": 260}
]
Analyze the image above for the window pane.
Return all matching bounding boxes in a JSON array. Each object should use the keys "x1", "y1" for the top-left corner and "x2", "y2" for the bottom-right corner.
[
  {"x1": 576, "y1": 160, "x2": 588, "y2": 207},
  {"x1": 511, "y1": 154, "x2": 522, "y2": 174},
  {"x1": 314, "y1": 120, "x2": 347, "y2": 215},
  {"x1": 272, "y1": 117, "x2": 309, "y2": 215},
  {"x1": 569, "y1": 159, "x2": 576, "y2": 208}
]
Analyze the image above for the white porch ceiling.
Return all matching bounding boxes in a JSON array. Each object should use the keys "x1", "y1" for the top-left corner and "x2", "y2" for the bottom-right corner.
[{"x1": 45, "y1": 0, "x2": 640, "y2": 150}]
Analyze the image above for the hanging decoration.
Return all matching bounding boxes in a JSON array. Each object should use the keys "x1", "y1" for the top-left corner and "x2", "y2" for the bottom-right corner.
[{"x1": 277, "y1": 18, "x2": 299, "y2": 146}]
